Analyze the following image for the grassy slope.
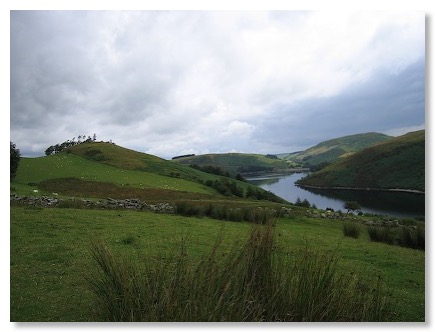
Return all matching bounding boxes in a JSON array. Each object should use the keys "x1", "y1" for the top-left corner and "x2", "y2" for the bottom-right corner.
[
  {"x1": 11, "y1": 142, "x2": 281, "y2": 203},
  {"x1": 173, "y1": 152, "x2": 298, "y2": 173},
  {"x1": 297, "y1": 130, "x2": 425, "y2": 191},
  {"x1": 69, "y1": 142, "x2": 199, "y2": 178},
  {"x1": 284, "y1": 132, "x2": 392, "y2": 166},
  {"x1": 13, "y1": 153, "x2": 215, "y2": 197},
  {"x1": 10, "y1": 206, "x2": 424, "y2": 321}
]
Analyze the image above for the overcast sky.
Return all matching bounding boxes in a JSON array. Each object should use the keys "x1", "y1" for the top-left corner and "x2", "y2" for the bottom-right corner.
[{"x1": 10, "y1": 10, "x2": 425, "y2": 158}]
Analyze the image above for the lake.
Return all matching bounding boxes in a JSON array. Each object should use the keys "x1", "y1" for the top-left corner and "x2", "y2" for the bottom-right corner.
[{"x1": 247, "y1": 172, "x2": 425, "y2": 219}]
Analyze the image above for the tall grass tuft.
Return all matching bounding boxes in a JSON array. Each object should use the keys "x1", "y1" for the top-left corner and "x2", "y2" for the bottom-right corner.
[
  {"x1": 398, "y1": 226, "x2": 425, "y2": 250},
  {"x1": 368, "y1": 226, "x2": 395, "y2": 245},
  {"x1": 367, "y1": 225, "x2": 425, "y2": 250},
  {"x1": 88, "y1": 218, "x2": 389, "y2": 322},
  {"x1": 343, "y1": 222, "x2": 361, "y2": 239},
  {"x1": 174, "y1": 201, "x2": 279, "y2": 224}
]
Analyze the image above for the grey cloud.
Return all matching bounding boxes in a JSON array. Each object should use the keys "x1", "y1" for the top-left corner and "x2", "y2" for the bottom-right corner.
[
  {"x1": 10, "y1": 11, "x2": 425, "y2": 158},
  {"x1": 254, "y1": 58, "x2": 425, "y2": 151}
]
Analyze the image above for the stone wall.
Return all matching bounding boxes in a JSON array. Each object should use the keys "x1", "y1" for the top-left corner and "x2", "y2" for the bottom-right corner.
[{"x1": 10, "y1": 194, "x2": 174, "y2": 214}]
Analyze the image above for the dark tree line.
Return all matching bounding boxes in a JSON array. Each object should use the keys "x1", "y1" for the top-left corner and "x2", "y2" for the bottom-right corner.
[
  {"x1": 190, "y1": 164, "x2": 246, "y2": 182},
  {"x1": 191, "y1": 164, "x2": 231, "y2": 177},
  {"x1": 172, "y1": 154, "x2": 196, "y2": 160},
  {"x1": 265, "y1": 154, "x2": 278, "y2": 159},
  {"x1": 203, "y1": 178, "x2": 283, "y2": 203},
  {"x1": 205, "y1": 179, "x2": 244, "y2": 197},
  {"x1": 45, "y1": 134, "x2": 99, "y2": 155},
  {"x1": 10, "y1": 142, "x2": 20, "y2": 179}
]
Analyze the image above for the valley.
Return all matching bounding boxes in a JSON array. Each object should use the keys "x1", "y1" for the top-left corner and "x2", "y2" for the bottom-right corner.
[{"x1": 9, "y1": 130, "x2": 425, "y2": 322}]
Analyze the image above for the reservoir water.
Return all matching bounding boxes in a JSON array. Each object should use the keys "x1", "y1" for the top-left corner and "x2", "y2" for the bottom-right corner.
[{"x1": 247, "y1": 172, "x2": 425, "y2": 219}]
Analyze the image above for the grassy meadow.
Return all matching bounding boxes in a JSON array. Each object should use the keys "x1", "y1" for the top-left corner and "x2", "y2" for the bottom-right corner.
[{"x1": 10, "y1": 206, "x2": 424, "y2": 321}]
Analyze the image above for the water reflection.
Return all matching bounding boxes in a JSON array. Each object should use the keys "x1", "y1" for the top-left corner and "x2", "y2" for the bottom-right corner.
[{"x1": 247, "y1": 173, "x2": 425, "y2": 219}]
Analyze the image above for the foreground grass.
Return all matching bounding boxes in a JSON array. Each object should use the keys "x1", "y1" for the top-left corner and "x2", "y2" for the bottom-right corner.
[
  {"x1": 10, "y1": 206, "x2": 424, "y2": 321},
  {"x1": 89, "y1": 223, "x2": 387, "y2": 321}
]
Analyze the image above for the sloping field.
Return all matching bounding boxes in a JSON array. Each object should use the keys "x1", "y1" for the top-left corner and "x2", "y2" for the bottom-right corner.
[
  {"x1": 13, "y1": 153, "x2": 215, "y2": 196},
  {"x1": 12, "y1": 143, "x2": 280, "y2": 203},
  {"x1": 284, "y1": 132, "x2": 392, "y2": 167},
  {"x1": 297, "y1": 130, "x2": 425, "y2": 191},
  {"x1": 69, "y1": 142, "x2": 208, "y2": 181}
]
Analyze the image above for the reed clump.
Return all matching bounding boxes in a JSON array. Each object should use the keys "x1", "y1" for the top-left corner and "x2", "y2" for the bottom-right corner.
[
  {"x1": 343, "y1": 221, "x2": 361, "y2": 239},
  {"x1": 88, "y1": 218, "x2": 389, "y2": 322}
]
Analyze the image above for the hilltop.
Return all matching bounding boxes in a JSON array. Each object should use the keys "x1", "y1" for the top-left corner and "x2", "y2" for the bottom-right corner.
[
  {"x1": 281, "y1": 132, "x2": 392, "y2": 168},
  {"x1": 297, "y1": 130, "x2": 425, "y2": 192}
]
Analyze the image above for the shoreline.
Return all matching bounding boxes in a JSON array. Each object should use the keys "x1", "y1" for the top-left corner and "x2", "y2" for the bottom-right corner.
[
  {"x1": 296, "y1": 184, "x2": 425, "y2": 195},
  {"x1": 241, "y1": 168, "x2": 310, "y2": 178}
]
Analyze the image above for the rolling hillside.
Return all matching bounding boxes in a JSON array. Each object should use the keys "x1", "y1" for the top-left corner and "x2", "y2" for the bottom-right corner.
[
  {"x1": 282, "y1": 132, "x2": 392, "y2": 167},
  {"x1": 173, "y1": 153, "x2": 299, "y2": 174},
  {"x1": 11, "y1": 142, "x2": 284, "y2": 203},
  {"x1": 296, "y1": 130, "x2": 425, "y2": 192},
  {"x1": 67, "y1": 142, "x2": 207, "y2": 181}
]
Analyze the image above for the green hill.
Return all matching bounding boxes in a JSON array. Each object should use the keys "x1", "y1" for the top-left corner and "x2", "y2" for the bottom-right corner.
[
  {"x1": 10, "y1": 141, "x2": 425, "y2": 322},
  {"x1": 67, "y1": 142, "x2": 207, "y2": 181},
  {"x1": 283, "y1": 132, "x2": 392, "y2": 167},
  {"x1": 11, "y1": 142, "x2": 284, "y2": 203},
  {"x1": 297, "y1": 130, "x2": 425, "y2": 192},
  {"x1": 173, "y1": 152, "x2": 299, "y2": 174}
]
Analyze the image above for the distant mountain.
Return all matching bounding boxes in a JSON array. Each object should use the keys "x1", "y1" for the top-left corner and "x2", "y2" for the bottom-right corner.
[
  {"x1": 296, "y1": 130, "x2": 425, "y2": 192},
  {"x1": 282, "y1": 132, "x2": 392, "y2": 167},
  {"x1": 172, "y1": 153, "x2": 299, "y2": 175}
]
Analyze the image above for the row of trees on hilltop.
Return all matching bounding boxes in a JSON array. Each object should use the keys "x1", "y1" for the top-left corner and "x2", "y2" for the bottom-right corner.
[{"x1": 45, "y1": 134, "x2": 115, "y2": 155}]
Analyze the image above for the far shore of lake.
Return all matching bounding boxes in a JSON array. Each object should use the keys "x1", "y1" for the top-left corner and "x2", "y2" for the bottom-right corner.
[{"x1": 296, "y1": 184, "x2": 425, "y2": 195}]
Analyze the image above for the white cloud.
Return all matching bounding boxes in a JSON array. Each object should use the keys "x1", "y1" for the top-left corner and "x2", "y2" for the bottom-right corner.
[
  {"x1": 222, "y1": 121, "x2": 255, "y2": 137},
  {"x1": 384, "y1": 124, "x2": 426, "y2": 137},
  {"x1": 10, "y1": 11, "x2": 425, "y2": 158}
]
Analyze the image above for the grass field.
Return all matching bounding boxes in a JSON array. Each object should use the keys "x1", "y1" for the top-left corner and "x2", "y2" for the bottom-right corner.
[
  {"x1": 10, "y1": 206, "x2": 424, "y2": 322},
  {"x1": 13, "y1": 154, "x2": 216, "y2": 197},
  {"x1": 11, "y1": 153, "x2": 225, "y2": 199},
  {"x1": 12, "y1": 146, "x2": 272, "y2": 204}
]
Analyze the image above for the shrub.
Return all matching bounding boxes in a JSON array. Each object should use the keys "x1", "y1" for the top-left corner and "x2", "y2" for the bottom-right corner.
[
  {"x1": 343, "y1": 222, "x2": 361, "y2": 239},
  {"x1": 344, "y1": 201, "x2": 361, "y2": 214},
  {"x1": 88, "y1": 220, "x2": 389, "y2": 322},
  {"x1": 295, "y1": 197, "x2": 311, "y2": 207}
]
